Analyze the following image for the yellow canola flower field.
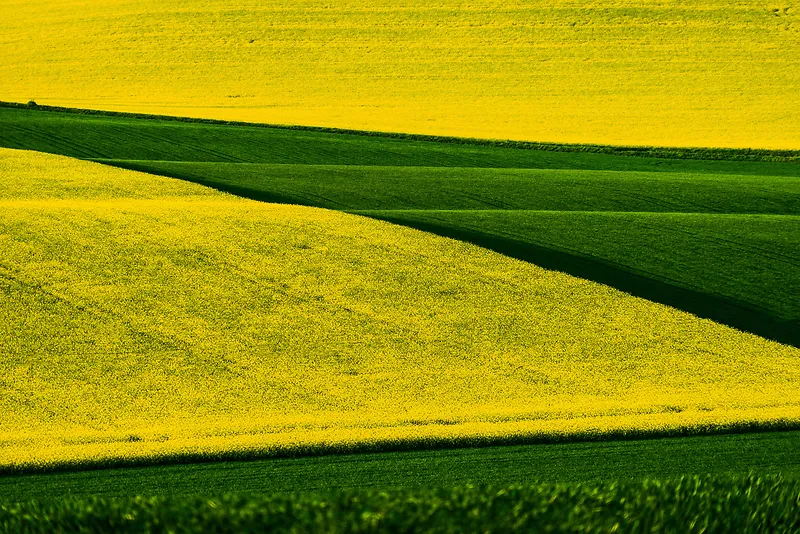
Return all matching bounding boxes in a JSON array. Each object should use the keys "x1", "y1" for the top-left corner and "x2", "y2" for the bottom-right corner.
[
  {"x1": 1, "y1": 1, "x2": 798, "y2": 149},
  {"x1": 0, "y1": 149, "x2": 799, "y2": 471}
]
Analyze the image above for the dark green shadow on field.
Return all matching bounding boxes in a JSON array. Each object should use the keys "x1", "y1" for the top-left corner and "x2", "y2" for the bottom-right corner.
[
  {"x1": 99, "y1": 160, "x2": 800, "y2": 349},
  {"x1": 365, "y1": 215, "x2": 800, "y2": 349}
]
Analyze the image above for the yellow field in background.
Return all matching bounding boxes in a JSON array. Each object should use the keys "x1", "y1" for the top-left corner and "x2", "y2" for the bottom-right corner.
[
  {"x1": 1, "y1": 1, "x2": 798, "y2": 148},
  {"x1": 0, "y1": 149, "x2": 798, "y2": 470}
]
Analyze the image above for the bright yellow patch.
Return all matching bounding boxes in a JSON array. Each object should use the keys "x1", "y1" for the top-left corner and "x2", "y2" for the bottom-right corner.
[
  {"x1": 0, "y1": 149, "x2": 798, "y2": 470},
  {"x1": 1, "y1": 1, "x2": 798, "y2": 148}
]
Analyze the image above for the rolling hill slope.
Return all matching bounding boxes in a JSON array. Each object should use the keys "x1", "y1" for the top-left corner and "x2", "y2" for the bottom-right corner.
[
  {"x1": 1, "y1": 106, "x2": 797, "y2": 346},
  {"x1": 2, "y1": 148, "x2": 799, "y2": 472},
  {"x1": 1, "y1": 1, "x2": 799, "y2": 148}
]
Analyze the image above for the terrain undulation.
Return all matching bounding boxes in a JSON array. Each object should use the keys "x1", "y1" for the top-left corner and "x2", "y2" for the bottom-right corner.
[
  {"x1": 1, "y1": 1, "x2": 799, "y2": 528},
  {"x1": 2, "y1": 147, "x2": 799, "y2": 472}
]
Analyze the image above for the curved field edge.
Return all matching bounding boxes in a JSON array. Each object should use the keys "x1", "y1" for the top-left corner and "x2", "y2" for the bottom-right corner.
[
  {"x1": 106, "y1": 160, "x2": 800, "y2": 346},
  {"x1": 2, "y1": 413, "x2": 800, "y2": 476},
  {"x1": 363, "y1": 212, "x2": 800, "y2": 347},
  {"x1": 3, "y1": 102, "x2": 799, "y2": 163},
  {"x1": 3, "y1": 150, "x2": 800, "y2": 472},
  {"x1": 2, "y1": 476, "x2": 800, "y2": 534}
]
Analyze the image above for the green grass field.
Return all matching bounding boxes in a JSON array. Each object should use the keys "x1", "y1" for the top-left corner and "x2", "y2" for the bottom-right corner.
[
  {"x1": 1, "y1": 431, "x2": 798, "y2": 503},
  {"x1": 2, "y1": 105, "x2": 800, "y2": 531},
  {"x1": 1, "y1": 104, "x2": 798, "y2": 346},
  {"x1": 3, "y1": 475, "x2": 799, "y2": 533}
]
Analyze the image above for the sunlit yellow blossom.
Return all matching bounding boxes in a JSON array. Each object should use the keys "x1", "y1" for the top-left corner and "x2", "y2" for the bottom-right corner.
[
  {"x1": 0, "y1": 1, "x2": 798, "y2": 148},
  {"x1": 0, "y1": 149, "x2": 798, "y2": 471}
]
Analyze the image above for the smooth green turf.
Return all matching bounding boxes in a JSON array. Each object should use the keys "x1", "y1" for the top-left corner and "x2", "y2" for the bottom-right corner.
[
  {"x1": 3, "y1": 476, "x2": 799, "y2": 533},
  {"x1": 1, "y1": 104, "x2": 798, "y2": 347},
  {"x1": 1, "y1": 432, "x2": 798, "y2": 503}
]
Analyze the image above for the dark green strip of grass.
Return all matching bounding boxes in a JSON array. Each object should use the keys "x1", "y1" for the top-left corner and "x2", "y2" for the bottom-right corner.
[
  {"x1": 1, "y1": 105, "x2": 798, "y2": 174},
  {"x1": 102, "y1": 162, "x2": 800, "y2": 214},
  {"x1": 357, "y1": 211, "x2": 800, "y2": 343},
  {"x1": 1, "y1": 432, "x2": 798, "y2": 503},
  {"x1": 3, "y1": 475, "x2": 800, "y2": 534},
  {"x1": 5, "y1": 100, "x2": 800, "y2": 163},
  {"x1": 93, "y1": 161, "x2": 800, "y2": 346}
]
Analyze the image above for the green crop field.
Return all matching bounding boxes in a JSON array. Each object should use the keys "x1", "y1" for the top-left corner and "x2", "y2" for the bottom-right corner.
[
  {"x1": 2, "y1": 1, "x2": 800, "y2": 529},
  {"x1": 2, "y1": 104, "x2": 798, "y2": 347},
  {"x1": 3, "y1": 476, "x2": 800, "y2": 534},
  {"x1": 2, "y1": 93, "x2": 800, "y2": 534},
  {"x1": 2, "y1": 431, "x2": 799, "y2": 503}
]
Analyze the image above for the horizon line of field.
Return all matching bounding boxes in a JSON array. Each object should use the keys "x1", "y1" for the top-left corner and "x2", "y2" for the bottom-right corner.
[
  {"x1": 1, "y1": 429, "x2": 799, "y2": 502},
  {"x1": 3, "y1": 101, "x2": 800, "y2": 162}
]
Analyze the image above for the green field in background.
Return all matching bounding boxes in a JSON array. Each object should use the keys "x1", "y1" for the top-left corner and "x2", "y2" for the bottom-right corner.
[{"x1": 1, "y1": 105, "x2": 797, "y2": 346}]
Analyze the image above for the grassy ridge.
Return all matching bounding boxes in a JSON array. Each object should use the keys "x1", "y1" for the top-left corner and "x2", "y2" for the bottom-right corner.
[
  {"x1": 2, "y1": 149, "x2": 800, "y2": 472},
  {"x1": 2, "y1": 431, "x2": 799, "y2": 502},
  {"x1": 3, "y1": 476, "x2": 799, "y2": 533}
]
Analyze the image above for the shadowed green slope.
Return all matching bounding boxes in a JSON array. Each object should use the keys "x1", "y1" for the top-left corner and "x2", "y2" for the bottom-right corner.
[
  {"x1": 102, "y1": 162, "x2": 800, "y2": 214},
  {"x1": 1, "y1": 105, "x2": 798, "y2": 346}
]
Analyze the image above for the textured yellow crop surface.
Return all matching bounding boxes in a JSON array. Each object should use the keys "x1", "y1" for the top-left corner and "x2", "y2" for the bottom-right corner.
[
  {"x1": 1, "y1": 149, "x2": 799, "y2": 470},
  {"x1": 1, "y1": 1, "x2": 798, "y2": 148}
]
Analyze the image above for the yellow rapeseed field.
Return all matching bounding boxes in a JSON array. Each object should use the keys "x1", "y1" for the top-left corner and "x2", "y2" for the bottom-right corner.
[
  {"x1": 0, "y1": 1, "x2": 798, "y2": 148},
  {"x1": 0, "y1": 148, "x2": 798, "y2": 470}
]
